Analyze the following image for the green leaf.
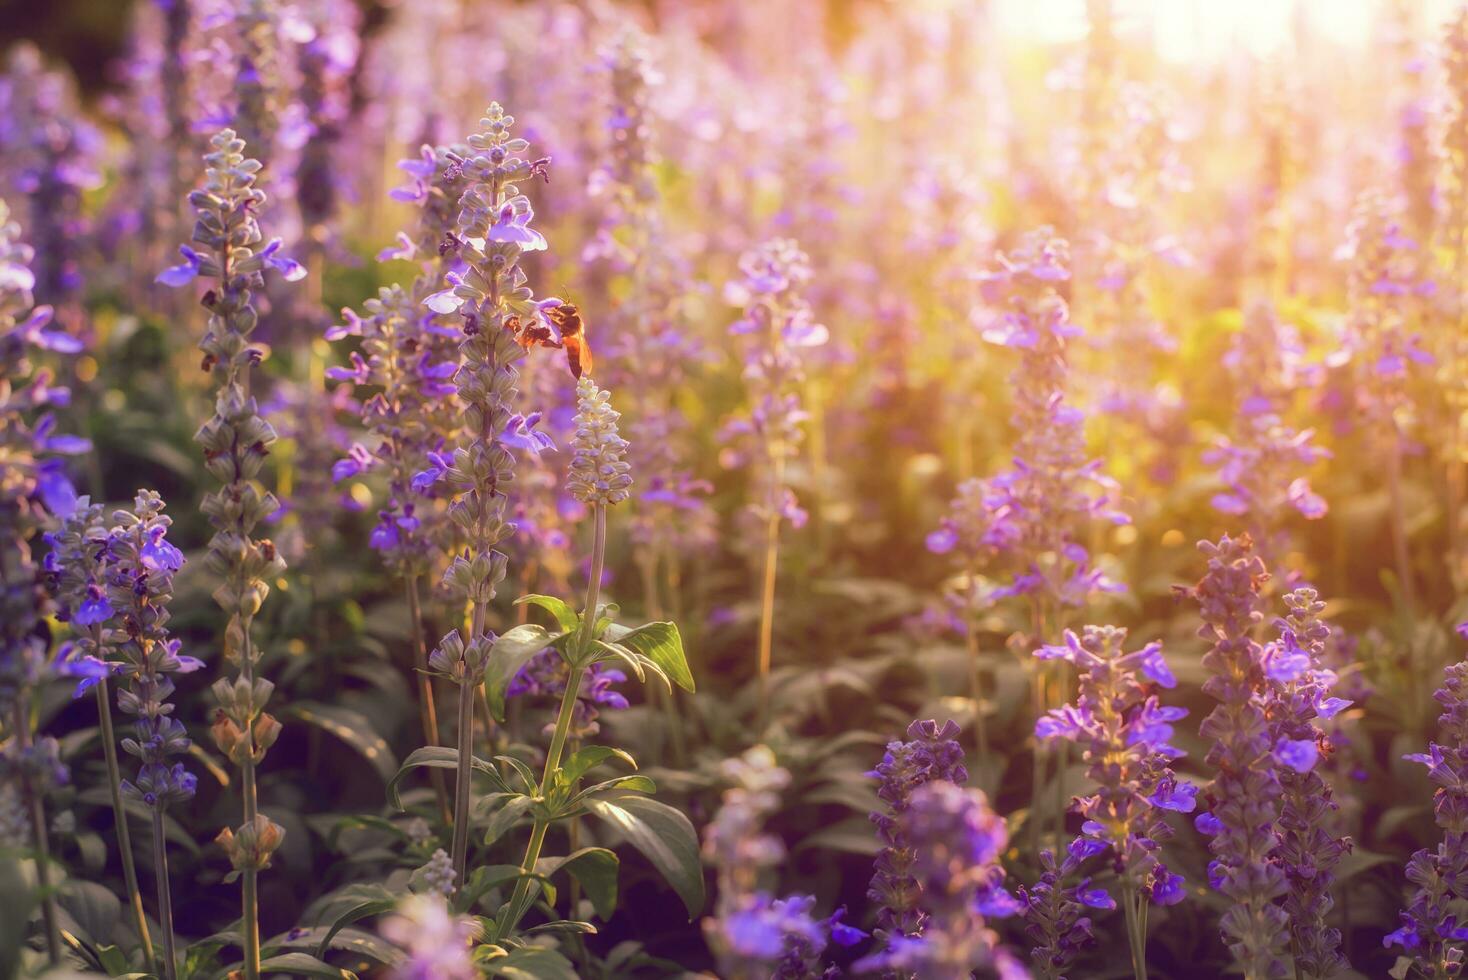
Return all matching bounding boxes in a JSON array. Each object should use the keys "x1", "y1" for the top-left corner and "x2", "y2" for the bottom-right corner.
[
  {"x1": 537, "y1": 847, "x2": 619, "y2": 920},
  {"x1": 485, "y1": 624, "x2": 564, "y2": 722},
  {"x1": 387, "y1": 746, "x2": 505, "y2": 810},
  {"x1": 524, "y1": 919, "x2": 597, "y2": 937},
  {"x1": 514, "y1": 594, "x2": 579, "y2": 632},
  {"x1": 257, "y1": 951, "x2": 358, "y2": 978},
  {"x1": 605, "y1": 622, "x2": 694, "y2": 693},
  {"x1": 483, "y1": 795, "x2": 537, "y2": 846},
  {"x1": 313, "y1": 898, "x2": 399, "y2": 960},
  {"x1": 575, "y1": 774, "x2": 657, "y2": 803},
  {"x1": 459, "y1": 864, "x2": 548, "y2": 912},
  {"x1": 584, "y1": 793, "x2": 704, "y2": 919},
  {"x1": 560, "y1": 745, "x2": 636, "y2": 785},
  {"x1": 485, "y1": 947, "x2": 578, "y2": 980},
  {"x1": 285, "y1": 702, "x2": 398, "y2": 783}
]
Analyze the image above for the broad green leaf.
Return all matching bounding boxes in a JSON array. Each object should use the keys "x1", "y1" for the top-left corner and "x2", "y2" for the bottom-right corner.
[
  {"x1": 285, "y1": 702, "x2": 398, "y2": 783},
  {"x1": 575, "y1": 774, "x2": 657, "y2": 803},
  {"x1": 313, "y1": 898, "x2": 399, "y2": 960},
  {"x1": 537, "y1": 847, "x2": 619, "y2": 920},
  {"x1": 387, "y1": 746, "x2": 505, "y2": 810},
  {"x1": 256, "y1": 951, "x2": 358, "y2": 978},
  {"x1": 584, "y1": 793, "x2": 704, "y2": 918},
  {"x1": 483, "y1": 795, "x2": 537, "y2": 846},
  {"x1": 561, "y1": 745, "x2": 636, "y2": 785},
  {"x1": 486, "y1": 947, "x2": 578, "y2": 980},
  {"x1": 514, "y1": 594, "x2": 579, "y2": 632},
  {"x1": 485, "y1": 624, "x2": 563, "y2": 722},
  {"x1": 605, "y1": 622, "x2": 694, "y2": 693}
]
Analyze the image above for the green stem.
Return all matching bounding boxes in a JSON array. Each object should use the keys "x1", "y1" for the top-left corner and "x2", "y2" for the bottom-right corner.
[
  {"x1": 95, "y1": 674, "x2": 155, "y2": 973},
  {"x1": 239, "y1": 620, "x2": 260, "y2": 980},
  {"x1": 450, "y1": 665, "x2": 476, "y2": 889},
  {"x1": 502, "y1": 503, "x2": 606, "y2": 935},
  {"x1": 964, "y1": 621, "x2": 989, "y2": 789},
  {"x1": 152, "y1": 808, "x2": 178, "y2": 980},
  {"x1": 406, "y1": 575, "x2": 452, "y2": 826},
  {"x1": 14, "y1": 697, "x2": 61, "y2": 965},
  {"x1": 755, "y1": 464, "x2": 783, "y2": 731},
  {"x1": 1123, "y1": 884, "x2": 1148, "y2": 980}
]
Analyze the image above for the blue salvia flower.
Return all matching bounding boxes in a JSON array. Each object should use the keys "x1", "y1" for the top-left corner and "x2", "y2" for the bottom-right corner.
[
  {"x1": 0, "y1": 196, "x2": 87, "y2": 964},
  {"x1": 1018, "y1": 839, "x2": 1104, "y2": 980},
  {"x1": 1262, "y1": 588, "x2": 1352, "y2": 979},
  {"x1": 416, "y1": 102, "x2": 555, "y2": 886},
  {"x1": 1030, "y1": 626, "x2": 1194, "y2": 977},
  {"x1": 105, "y1": 491, "x2": 200, "y2": 810},
  {"x1": 294, "y1": 0, "x2": 360, "y2": 240},
  {"x1": 867, "y1": 719, "x2": 969, "y2": 960},
  {"x1": 855, "y1": 781, "x2": 1026, "y2": 979},
  {"x1": 970, "y1": 228, "x2": 1130, "y2": 612},
  {"x1": 1188, "y1": 535, "x2": 1290, "y2": 979},
  {"x1": 1385, "y1": 626, "x2": 1468, "y2": 977},
  {"x1": 0, "y1": 45, "x2": 102, "y2": 339},
  {"x1": 704, "y1": 747, "x2": 865, "y2": 979}
]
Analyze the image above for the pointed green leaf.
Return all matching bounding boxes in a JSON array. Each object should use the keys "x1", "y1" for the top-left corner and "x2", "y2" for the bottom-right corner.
[
  {"x1": 256, "y1": 951, "x2": 357, "y2": 978},
  {"x1": 285, "y1": 702, "x2": 398, "y2": 783},
  {"x1": 387, "y1": 746, "x2": 505, "y2": 810},
  {"x1": 486, "y1": 947, "x2": 578, "y2": 980},
  {"x1": 561, "y1": 745, "x2": 636, "y2": 786},
  {"x1": 485, "y1": 624, "x2": 563, "y2": 722},
  {"x1": 514, "y1": 594, "x2": 579, "y2": 632},
  {"x1": 312, "y1": 899, "x2": 399, "y2": 960},
  {"x1": 584, "y1": 793, "x2": 704, "y2": 919},
  {"x1": 482, "y1": 795, "x2": 537, "y2": 846},
  {"x1": 604, "y1": 622, "x2": 694, "y2": 693},
  {"x1": 536, "y1": 847, "x2": 619, "y2": 920}
]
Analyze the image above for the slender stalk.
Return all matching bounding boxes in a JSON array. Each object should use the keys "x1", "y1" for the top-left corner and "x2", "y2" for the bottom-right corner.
[
  {"x1": 239, "y1": 622, "x2": 260, "y2": 980},
  {"x1": 963, "y1": 622, "x2": 990, "y2": 787},
  {"x1": 14, "y1": 699, "x2": 61, "y2": 965},
  {"x1": 405, "y1": 576, "x2": 451, "y2": 824},
  {"x1": 95, "y1": 673, "x2": 155, "y2": 972},
  {"x1": 450, "y1": 661, "x2": 476, "y2": 887},
  {"x1": 502, "y1": 504, "x2": 606, "y2": 935},
  {"x1": 151, "y1": 809, "x2": 178, "y2": 980},
  {"x1": 1123, "y1": 885, "x2": 1148, "y2": 980},
  {"x1": 755, "y1": 456, "x2": 785, "y2": 729}
]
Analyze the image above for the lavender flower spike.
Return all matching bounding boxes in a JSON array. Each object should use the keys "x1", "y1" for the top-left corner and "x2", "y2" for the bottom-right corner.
[
  {"x1": 1188, "y1": 535, "x2": 1289, "y2": 979},
  {"x1": 1386, "y1": 632, "x2": 1468, "y2": 978},
  {"x1": 868, "y1": 718, "x2": 969, "y2": 964},
  {"x1": 1263, "y1": 588, "x2": 1351, "y2": 979},
  {"x1": 1031, "y1": 626, "x2": 1194, "y2": 978},
  {"x1": 855, "y1": 782, "x2": 1027, "y2": 979}
]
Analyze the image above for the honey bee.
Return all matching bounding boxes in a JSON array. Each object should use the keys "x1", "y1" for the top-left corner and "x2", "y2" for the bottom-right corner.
[{"x1": 541, "y1": 301, "x2": 593, "y2": 379}]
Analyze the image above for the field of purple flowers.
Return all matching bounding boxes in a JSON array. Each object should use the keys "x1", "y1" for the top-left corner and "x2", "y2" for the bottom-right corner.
[{"x1": 4, "y1": 1, "x2": 1468, "y2": 978}]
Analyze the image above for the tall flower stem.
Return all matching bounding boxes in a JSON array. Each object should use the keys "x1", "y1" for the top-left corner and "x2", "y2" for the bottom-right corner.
[
  {"x1": 756, "y1": 457, "x2": 784, "y2": 729},
  {"x1": 151, "y1": 808, "x2": 178, "y2": 979},
  {"x1": 94, "y1": 672, "x2": 155, "y2": 973},
  {"x1": 963, "y1": 622, "x2": 990, "y2": 783},
  {"x1": 1123, "y1": 884, "x2": 1148, "y2": 980},
  {"x1": 14, "y1": 700, "x2": 61, "y2": 965},
  {"x1": 503, "y1": 503, "x2": 606, "y2": 935},
  {"x1": 406, "y1": 576, "x2": 451, "y2": 824},
  {"x1": 449, "y1": 648, "x2": 476, "y2": 886},
  {"x1": 239, "y1": 625, "x2": 260, "y2": 980}
]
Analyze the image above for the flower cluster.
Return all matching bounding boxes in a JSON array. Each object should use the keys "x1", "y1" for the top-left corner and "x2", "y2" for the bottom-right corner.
[
  {"x1": 567, "y1": 376, "x2": 632, "y2": 505},
  {"x1": 381, "y1": 894, "x2": 481, "y2": 980},
  {"x1": 0, "y1": 44, "x2": 102, "y2": 336},
  {"x1": 1262, "y1": 588, "x2": 1351, "y2": 978},
  {"x1": 105, "y1": 492, "x2": 200, "y2": 810},
  {"x1": 703, "y1": 746, "x2": 864, "y2": 978},
  {"x1": 1034, "y1": 627, "x2": 1193, "y2": 900},
  {"x1": 162, "y1": 128, "x2": 299, "y2": 889},
  {"x1": 855, "y1": 782, "x2": 1025, "y2": 978},
  {"x1": 1188, "y1": 535, "x2": 1289, "y2": 978},
  {"x1": 294, "y1": 0, "x2": 361, "y2": 240},
  {"x1": 1029, "y1": 626, "x2": 1191, "y2": 977},
  {"x1": 968, "y1": 229, "x2": 1128, "y2": 612},
  {"x1": 1386, "y1": 630, "x2": 1468, "y2": 974},
  {"x1": 0, "y1": 197, "x2": 86, "y2": 710},
  {"x1": 867, "y1": 719, "x2": 970, "y2": 956},
  {"x1": 722, "y1": 238, "x2": 828, "y2": 532},
  {"x1": 330, "y1": 284, "x2": 461, "y2": 572}
]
